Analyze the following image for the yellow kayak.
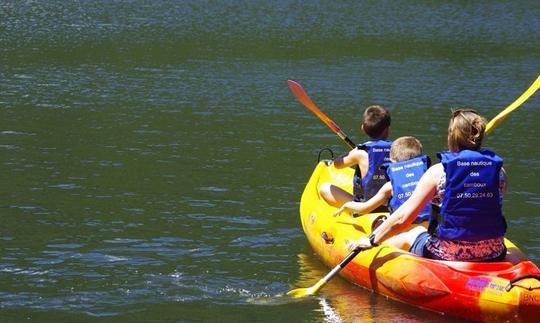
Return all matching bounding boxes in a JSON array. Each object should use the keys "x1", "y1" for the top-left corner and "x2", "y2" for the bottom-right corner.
[{"x1": 298, "y1": 161, "x2": 540, "y2": 322}]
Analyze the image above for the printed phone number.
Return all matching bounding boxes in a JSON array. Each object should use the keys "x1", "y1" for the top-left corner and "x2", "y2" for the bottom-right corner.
[
  {"x1": 456, "y1": 192, "x2": 494, "y2": 199},
  {"x1": 397, "y1": 191, "x2": 413, "y2": 199}
]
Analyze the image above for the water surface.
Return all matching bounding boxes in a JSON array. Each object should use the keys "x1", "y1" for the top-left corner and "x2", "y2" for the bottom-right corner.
[{"x1": 1, "y1": 1, "x2": 539, "y2": 322}]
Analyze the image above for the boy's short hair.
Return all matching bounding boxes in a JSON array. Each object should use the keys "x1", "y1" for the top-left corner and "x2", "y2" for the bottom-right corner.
[
  {"x1": 390, "y1": 136, "x2": 423, "y2": 162},
  {"x1": 362, "y1": 105, "x2": 391, "y2": 138}
]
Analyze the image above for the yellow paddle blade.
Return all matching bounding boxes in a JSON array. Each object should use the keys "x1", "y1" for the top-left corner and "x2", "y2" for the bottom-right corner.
[
  {"x1": 287, "y1": 272, "x2": 332, "y2": 298},
  {"x1": 286, "y1": 287, "x2": 315, "y2": 298},
  {"x1": 485, "y1": 75, "x2": 540, "y2": 135}
]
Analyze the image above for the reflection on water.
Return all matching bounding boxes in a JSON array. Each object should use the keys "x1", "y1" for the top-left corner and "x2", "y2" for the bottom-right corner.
[{"x1": 292, "y1": 252, "x2": 457, "y2": 322}]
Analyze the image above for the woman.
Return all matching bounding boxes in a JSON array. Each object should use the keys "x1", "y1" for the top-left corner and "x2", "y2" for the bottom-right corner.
[{"x1": 350, "y1": 108, "x2": 508, "y2": 262}]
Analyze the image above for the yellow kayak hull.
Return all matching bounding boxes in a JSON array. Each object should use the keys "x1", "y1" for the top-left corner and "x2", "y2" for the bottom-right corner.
[{"x1": 299, "y1": 161, "x2": 540, "y2": 322}]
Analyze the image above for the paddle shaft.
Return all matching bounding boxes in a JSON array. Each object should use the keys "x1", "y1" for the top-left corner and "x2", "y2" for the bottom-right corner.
[
  {"x1": 310, "y1": 248, "x2": 362, "y2": 294},
  {"x1": 287, "y1": 80, "x2": 356, "y2": 149},
  {"x1": 336, "y1": 248, "x2": 362, "y2": 269},
  {"x1": 323, "y1": 249, "x2": 360, "y2": 279}
]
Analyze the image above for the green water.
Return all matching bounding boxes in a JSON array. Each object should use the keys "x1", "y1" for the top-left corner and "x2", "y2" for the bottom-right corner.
[{"x1": 1, "y1": 1, "x2": 539, "y2": 322}]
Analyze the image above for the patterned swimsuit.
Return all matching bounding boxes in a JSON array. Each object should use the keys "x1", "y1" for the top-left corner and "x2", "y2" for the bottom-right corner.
[{"x1": 425, "y1": 173, "x2": 506, "y2": 261}]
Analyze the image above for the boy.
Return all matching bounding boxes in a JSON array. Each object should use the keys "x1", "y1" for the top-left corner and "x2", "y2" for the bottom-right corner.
[
  {"x1": 334, "y1": 136, "x2": 431, "y2": 223},
  {"x1": 320, "y1": 105, "x2": 391, "y2": 209}
]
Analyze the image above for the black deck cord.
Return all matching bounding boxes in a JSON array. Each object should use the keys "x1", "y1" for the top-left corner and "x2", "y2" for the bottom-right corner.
[
  {"x1": 318, "y1": 148, "x2": 334, "y2": 163},
  {"x1": 505, "y1": 274, "x2": 540, "y2": 292}
]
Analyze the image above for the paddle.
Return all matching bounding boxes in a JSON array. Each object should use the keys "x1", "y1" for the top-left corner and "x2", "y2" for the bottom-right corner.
[
  {"x1": 286, "y1": 80, "x2": 361, "y2": 298},
  {"x1": 485, "y1": 75, "x2": 540, "y2": 135},
  {"x1": 287, "y1": 248, "x2": 361, "y2": 298},
  {"x1": 287, "y1": 80, "x2": 356, "y2": 149}
]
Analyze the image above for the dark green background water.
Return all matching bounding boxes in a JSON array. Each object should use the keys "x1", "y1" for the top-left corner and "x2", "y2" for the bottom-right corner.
[{"x1": 1, "y1": 1, "x2": 539, "y2": 322}]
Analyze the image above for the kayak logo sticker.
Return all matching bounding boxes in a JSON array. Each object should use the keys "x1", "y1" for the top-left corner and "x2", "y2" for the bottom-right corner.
[
  {"x1": 465, "y1": 277, "x2": 505, "y2": 296},
  {"x1": 466, "y1": 277, "x2": 489, "y2": 292}
]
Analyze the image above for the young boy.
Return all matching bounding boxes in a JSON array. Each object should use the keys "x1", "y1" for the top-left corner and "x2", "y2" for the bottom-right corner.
[
  {"x1": 320, "y1": 105, "x2": 392, "y2": 209},
  {"x1": 334, "y1": 136, "x2": 431, "y2": 223}
]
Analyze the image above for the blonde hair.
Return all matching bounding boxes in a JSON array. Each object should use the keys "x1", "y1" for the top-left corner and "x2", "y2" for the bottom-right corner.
[
  {"x1": 390, "y1": 136, "x2": 423, "y2": 162},
  {"x1": 361, "y1": 105, "x2": 391, "y2": 138},
  {"x1": 448, "y1": 108, "x2": 486, "y2": 151}
]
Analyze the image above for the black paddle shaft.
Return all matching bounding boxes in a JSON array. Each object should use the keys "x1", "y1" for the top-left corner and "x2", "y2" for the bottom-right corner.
[{"x1": 339, "y1": 248, "x2": 362, "y2": 269}]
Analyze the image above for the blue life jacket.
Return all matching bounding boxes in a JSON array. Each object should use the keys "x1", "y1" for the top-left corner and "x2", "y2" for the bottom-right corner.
[
  {"x1": 384, "y1": 155, "x2": 431, "y2": 223},
  {"x1": 435, "y1": 149, "x2": 507, "y2": 241},
  {"x1": 353, "y1": 140, "x2": 391, "y2": 202}
]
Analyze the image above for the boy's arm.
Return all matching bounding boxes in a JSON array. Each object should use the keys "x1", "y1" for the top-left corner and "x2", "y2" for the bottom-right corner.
[
  {"x1": 334, "y1": 182, "x2": 392, "y2": 216},
  {"x1": 347, "y1": 164, "x2": 441, "y2": 251},
  {"x1": 334, "y1": 147, "x2": 368, "y2": 170}
]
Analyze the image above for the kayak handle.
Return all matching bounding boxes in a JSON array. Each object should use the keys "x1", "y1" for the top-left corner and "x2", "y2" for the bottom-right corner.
[
  {"x1": 318, "y1": 148, "x2": 334, "y2": 163},
  {"x1": 505, "y1": 274, "x2": 540, "y2": 292},
  {"x1": 321, "y1": 232, "x2": 334, "y2": 244}
]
